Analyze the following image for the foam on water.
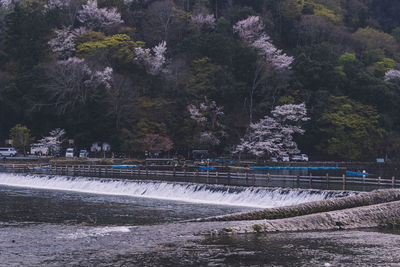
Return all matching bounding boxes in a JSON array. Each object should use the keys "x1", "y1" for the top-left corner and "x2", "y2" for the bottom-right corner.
[
  {"x1": 59, "y1": 226, "x2": 131, "y2": 240},
  {"x1": 0, "y1": 173, "x2": 351, "y2": 208}
]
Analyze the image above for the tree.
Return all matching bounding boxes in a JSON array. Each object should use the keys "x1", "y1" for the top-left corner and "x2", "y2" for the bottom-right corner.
[
  {"x1": 38, "y1": 128, "x2": 66, "y2": 155},
  {"x1": 318, "y1": 96, "x2": 385, "y2": 160},
  {"x1": 77, "y1": 33, "x2": 138, "y2": 64},
  {"x1": 233, "y1": 16, "x2": 293, "y2": 70},
  {"x1": 233, "y1": 16, "x2": 294, "y2": 122},
  {"x1": 43, "y1": 57, "x2": 112, "y2": 114},
  {"x1": 143, "y1": 0, "x2": 176, "y2": 43},
  {"x1": 45, "y1": 0, "x2": 85, "y2": 26},
  {"x1": 186, "y1": 57, "x2": 226, "y2": 100},
  {"x1": 353, "y1": 27, "x2": 399, "y2": 64},
  {"x1": 77, "y1": 0, "x2": 123, "y2": 31},
  {"x1": 9, "y1": 124, "x2": 34, "y2": 155},
  {"x1": 190, "y1": 13, "x2": 216, "y2": 30},
  {"x1": 385, "y1": 69, "x2": 400, "y2": 82},
  {"x1": 134, "y1": 41, "x2": 167, "y2": 75},
  {"x1": 187, "y1": 97, "x2": 226, "y2": 147},
  {"x1": 48, "y1": 26, "x2": 88, "y2": 59},
  {"x1": 105, "y1": 73, "x2": 136, "y2": 130},
  {"x1": 142, "y1": 134, "x2": 173, "y2": 153},
  {"x1": 235, "y1": 103, "x2": 309, "y2": 157}
]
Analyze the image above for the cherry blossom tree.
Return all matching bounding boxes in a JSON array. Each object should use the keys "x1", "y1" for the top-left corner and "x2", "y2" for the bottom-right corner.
[
  {"x1": 188, "y1": 97, "x2": 226, "y2": 146},
  {"x1": 142, "y1": 134, "x2": 173, "y2": 152},
  {"x1": 38, "y1": 128, "x2": 66, "y2": 155},
  {"x1": 235, "y1": 103, "x2": 309, "y2": 157},
  {"x1": 233, "y1": 16, "x2": 293, "y2": 69},
  {"x1": 190, "y1": 14, "x2": 216, "y2": 29},
  {"x1": 385, "y1": 69, "x2": 400, "y2": 82},
  {"x1": 46, "y1": 0, "x2": 72, "y2": 9},
  {"x1": 44, "y1": 57, "x2": 113, "y2": 114},
  {"x1": 233, "y1": 16, "x2": 294, "y2": 123},
  {"x1": 77, "y1": 0, "x2": 123, "y2": 31},
  {"x1": 48, "y1": 26, "x2": 87, "y2": 59},
  {"x1": 135, "y1": 41, "x2": 167, "y2": 75},
  {"x1": 0, "y1": 0, "x2": 13, "y2": 7}
]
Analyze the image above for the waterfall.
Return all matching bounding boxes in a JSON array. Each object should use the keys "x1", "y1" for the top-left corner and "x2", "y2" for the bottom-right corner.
[{"x1": 0, "y1": 173, "x2": 353, "y2": 208}]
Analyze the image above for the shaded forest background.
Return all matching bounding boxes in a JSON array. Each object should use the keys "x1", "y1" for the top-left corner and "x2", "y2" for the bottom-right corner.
[{"x1": 1, "y1": 0, "x2": 400, "y2": 161}]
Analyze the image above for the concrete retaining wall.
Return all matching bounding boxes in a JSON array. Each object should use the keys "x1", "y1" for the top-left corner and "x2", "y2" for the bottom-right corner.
[
  {"x1": 204, "y1": 189, "x2": 400, "y2": 222},
  {"x1": 224, "y1": 199, "x2": 400, "y2": 234}
]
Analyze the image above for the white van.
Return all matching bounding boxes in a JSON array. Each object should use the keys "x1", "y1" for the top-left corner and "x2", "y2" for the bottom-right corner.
[
  {"x1": 282, "y1": 154, "x2": 290, "y2": 162},
  {"x1": 30, "y1": 144, "x2": 49, "y2": 156},
  {"x1": 65, "y1": 148, "x2": 74, "y2": 158},
  {"x1": 0, "y1": 147, "x2": 17, "y2": 157}
]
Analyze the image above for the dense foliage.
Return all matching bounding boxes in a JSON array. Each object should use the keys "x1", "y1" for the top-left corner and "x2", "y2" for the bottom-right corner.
[{"x1": 1, "y1": 0, "x2": 400, "y2": 160}]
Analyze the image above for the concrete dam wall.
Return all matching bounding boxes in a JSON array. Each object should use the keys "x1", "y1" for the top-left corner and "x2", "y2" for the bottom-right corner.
[
  {"x1": 223, "y1": 199, "x2": 400, "y2": 234},
  {"x1": 213, "y1": 189, "x2": 400, "y2": 234},
  {"x1": 204, "y1": 189, "x2": 400, "y2": 222}
]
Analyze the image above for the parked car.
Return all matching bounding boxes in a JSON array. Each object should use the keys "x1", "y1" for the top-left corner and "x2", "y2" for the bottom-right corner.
[
  {"x1": 291, "y1": 155, "x2": 302, "y2": 161},
  {"x1": 30, "y1": 143, "x2": 49, "y2": 156},
  {"x1": 65, "y1": 148, "x2": 74, "y2": 158},
  {"x1": 281, "y1": 154, "x2": 290, "y2": 162},
  {"x1": 79, "y1": 149, "x2": 89, "y2": 158},
  {"x1": 301, "y1": 154, "x2": 309, "y2": 161},
  {"x1": 0, "y1": 147, "x2": 17, "y2": 157}
]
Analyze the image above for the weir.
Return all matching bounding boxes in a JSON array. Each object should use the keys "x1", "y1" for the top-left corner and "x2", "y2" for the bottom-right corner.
[
  {"x1": 1, "y1": 163, "x2": 398, "y2": 191},
  {"x1": 0, "y1": 173, "x2": 353, "y2": 208}
]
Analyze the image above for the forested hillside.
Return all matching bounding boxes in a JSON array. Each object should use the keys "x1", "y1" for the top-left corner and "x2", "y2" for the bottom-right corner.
[{"x1": 1, "y1": 0, "x2": 400, "y2": 160}]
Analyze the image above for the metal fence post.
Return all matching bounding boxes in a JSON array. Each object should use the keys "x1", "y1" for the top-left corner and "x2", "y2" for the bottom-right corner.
[{"x1": 342, "y1": 174, "x2": 346, "y2": 190}]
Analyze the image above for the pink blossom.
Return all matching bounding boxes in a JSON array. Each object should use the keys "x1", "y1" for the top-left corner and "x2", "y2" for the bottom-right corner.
[
  {"x1": 233, "y1": 16, "x2": 294, "y2": 70},
  {"x1": 235, "y1": 103, "x2": 308, "y2": 157}
]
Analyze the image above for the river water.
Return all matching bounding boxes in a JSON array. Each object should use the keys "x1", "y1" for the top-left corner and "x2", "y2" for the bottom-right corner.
[{"x1": 0, "y1": 173, "x2": 399, "y2": 266}]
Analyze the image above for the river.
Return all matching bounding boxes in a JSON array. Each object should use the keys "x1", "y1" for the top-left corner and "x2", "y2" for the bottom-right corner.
[{"x1": 0, "y1": 173, "x2": 398, "y2": 266}]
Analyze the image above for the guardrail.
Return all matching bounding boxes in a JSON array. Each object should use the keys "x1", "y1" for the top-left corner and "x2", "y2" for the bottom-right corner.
[{"x1": 0, "y1": 164, "x2": 398, "y2": 191}]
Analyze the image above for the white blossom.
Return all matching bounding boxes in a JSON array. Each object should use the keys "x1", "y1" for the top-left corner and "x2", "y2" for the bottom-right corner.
[
  {"x1": 78, "y1": 0, "x2": 123, "y2": 31},
  {"x1": 235, "y1": 103, "x2": 309, "y2": 157},
  {"x1": 187, "y1": 97, "x2": 226, "y2": 146},
  {"x1": 188, "y1": 104, "x2": 207, "y2": 123},
  {"x1": 44, "y1": 57, "x2": 113, "y2": 114},
  {"x1": 38, "y1": 128, "x2": 66, "y2": 154},
  {"x1": 233, "y1": 16, "x2": 264, "y2": 43},
  {"x1": 236, "y1": 116, "x2": 283, "y2": 157},
  {"x1": 92, "y1": 66, "x2": 113, "y2": 89},
  {"x1": 384, "y1": 69, "x2": 400, "y2": 82},
  {"x1": 135, "y1": 41, "x2": 167, "y2": 75},
  {"x1": 191, "y1": 14, "x2": 216, "y2": 29},
  {"x1": 199, "y1": 131, "x2": 220, "y2": 146},
  {"x1": 45, "y1": 0, "x2": 72, "y2": 9},
  {"x1": 48, "y1": 26, "x2": 88, "y2": 59},
  {"x1": 233, "y1": 16, "x2": 294, "y2": 70},
  {"x1": 272, "y1": 103, "x2": 309, "y2": 123},
  {"x1": 0, "y1": 0, "x2": 13, "y2": 7}
]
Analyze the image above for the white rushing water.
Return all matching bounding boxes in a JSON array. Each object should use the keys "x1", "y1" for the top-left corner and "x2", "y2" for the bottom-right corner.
[{"x1": 0, "y1": 173, "x2": 349, "y2": 208}]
